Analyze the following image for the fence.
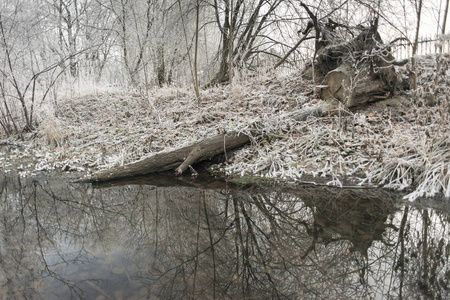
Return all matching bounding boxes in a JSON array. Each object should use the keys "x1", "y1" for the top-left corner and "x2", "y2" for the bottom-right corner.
[{"x1": 393, "y1": 35, "x2": 450, "y2": 59}]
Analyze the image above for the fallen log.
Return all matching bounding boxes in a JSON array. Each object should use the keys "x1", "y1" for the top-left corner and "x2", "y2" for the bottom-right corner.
[
  {"x1": 79, "y1": 132, "x2": 250, "y2": 183},
  {"x1": 320, "y1": 64, "x2": 393, "y2": 107},
  {"x1": 78, "y1": 100, "x2": 339, "y2": 183}
]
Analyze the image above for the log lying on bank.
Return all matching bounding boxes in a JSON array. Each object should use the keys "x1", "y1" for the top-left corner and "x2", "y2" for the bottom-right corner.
[
  {"x1": 79, "y1": 100, "x2": 339, "y2": 183},
  {"x1": 79, "y1": 132, "x2": 250, "y2": 183},
  {"x1": 287, "y1": 99, "x2": 338, "y2": 121}
]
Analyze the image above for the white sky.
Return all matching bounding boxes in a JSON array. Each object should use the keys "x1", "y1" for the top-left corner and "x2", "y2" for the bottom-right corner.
[
  {"x1": 420, "y1": 0, "x2": 449, "y2": 37},
  {"x1": 376, "y1": 0, "x2": 449, "y2": 43}
]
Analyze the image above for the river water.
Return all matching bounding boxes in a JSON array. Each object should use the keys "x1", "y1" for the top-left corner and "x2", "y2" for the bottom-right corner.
[{"x1": 0, "y1": 172, "x2": 448, "y2": 299}]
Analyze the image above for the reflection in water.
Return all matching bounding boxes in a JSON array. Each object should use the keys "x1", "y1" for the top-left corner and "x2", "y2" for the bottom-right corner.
[{"x1": 0, "y1": 173, "x2": 448, "y2": 299}]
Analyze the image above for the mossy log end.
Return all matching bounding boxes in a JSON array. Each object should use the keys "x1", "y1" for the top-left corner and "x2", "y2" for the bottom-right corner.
[{"x1": 79, "y1": 132, "x2": 251, "y2": 183}]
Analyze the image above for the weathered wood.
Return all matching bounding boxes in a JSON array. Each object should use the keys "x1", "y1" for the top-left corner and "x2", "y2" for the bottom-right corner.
[
  {"x1": 320, "y1": 64, "x2": 393, "y2": 107},
  {"x1": 174, "y1": 132, "x2": 250, "y2": 175},
  {"x1": 320, "y1": 65, "x2": 353, "y2": 104},
  {"x1": 79, "y1": 132, "x2": 250, "y2": 182}
]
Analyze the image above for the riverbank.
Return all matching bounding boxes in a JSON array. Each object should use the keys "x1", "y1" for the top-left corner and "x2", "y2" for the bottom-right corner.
[{"x1": 1, "y1": 60, "x2": 449, "y2": 201}]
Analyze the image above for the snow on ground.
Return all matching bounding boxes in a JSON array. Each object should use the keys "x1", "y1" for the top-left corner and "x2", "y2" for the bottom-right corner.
[
  {"x1": 0, "y1": 55, "x2": 449, "y2": 201},
  {"x1": 0, "y1": 73, "x2": 305, "y2": 175}
]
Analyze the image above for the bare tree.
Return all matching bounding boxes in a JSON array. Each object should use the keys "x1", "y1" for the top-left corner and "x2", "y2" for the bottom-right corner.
[
  {"x1": 207, "y1": 0, "x2": 286, "y2": 85},
  {"x1": 82, "y1": 1, "x2": 117, "y2": 82},
  {"x1": 0, "y1": 4, "x2": 69, "y2": 133},
  {"x1": 0, "y1": 0, "x2": 111, "y2": 136},
  {"x1": 194, "y1": 0, "x2": 201, "y2": 97},
  {"x1": 102, "y1": 0, "x2": 156, "y2": 86},
  {"x1": 50, "y1": 0, "x2": 90, "y2": 78},
  {"x1": 411, "y1": 0, "x2": 423, "y2": 91},
  {"x1": 177, "y1": 0, "x2": 200, "y2": 97}
]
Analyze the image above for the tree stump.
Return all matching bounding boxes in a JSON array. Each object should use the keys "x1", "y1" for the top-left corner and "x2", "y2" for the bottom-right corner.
[{"x1": 303, "y1": 19, "x2": 404, "y2": 107}]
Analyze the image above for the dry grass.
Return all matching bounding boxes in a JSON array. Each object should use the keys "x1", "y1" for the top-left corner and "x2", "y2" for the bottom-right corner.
[
  {"x1": 36, "y1": 105, "x2": 64, "y2": 147},
  {"x1": 371, "y1": 105, "x2": 450, "y2": 200}
]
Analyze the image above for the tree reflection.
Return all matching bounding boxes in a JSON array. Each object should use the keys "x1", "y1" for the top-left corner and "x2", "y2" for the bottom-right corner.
[
  {"x1": 394, "y1": 205, "x2": 450, "y2": 299},
  {"x1": 0, "y1": 174, "x2": 448, "y2": 299}
]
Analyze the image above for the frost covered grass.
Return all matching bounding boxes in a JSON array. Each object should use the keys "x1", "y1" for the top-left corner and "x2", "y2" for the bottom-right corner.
[
  {"x1": 0, "y1": 56, "x2": 449, "y2": 201},
  {"x1": 369, "y1": 105, "x2": 450, "y2": 201},
  {"x1": 223, "y1": 99, "x2": 449, "y2": 201},
  {"x1": 0, "y1": 73, "x2": 301, "y2": 174}
]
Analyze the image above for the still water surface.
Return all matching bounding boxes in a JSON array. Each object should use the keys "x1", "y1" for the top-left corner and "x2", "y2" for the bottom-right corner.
[{"x1": 0, "y1": 173, "x2": 449, "y2": 299}]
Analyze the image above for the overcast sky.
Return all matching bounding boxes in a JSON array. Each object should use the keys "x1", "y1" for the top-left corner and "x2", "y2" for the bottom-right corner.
[{"x1": 421, "y1": 0, "x2": 449, "y2": 36}]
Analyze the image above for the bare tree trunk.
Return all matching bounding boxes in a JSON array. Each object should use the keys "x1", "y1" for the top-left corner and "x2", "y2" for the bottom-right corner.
[
  {"x1": 228, "y1": 0, "x2": 234, "y2": 84},
  {"x1": 194, "y1": 0, "x2": 201, "y2": 98},
  {"x1": 55, "y1": 0, "x2": 84, "y2": 78},
  {"x1": 178, "y1": 0, "x2": 200, "y2": 98},
  {"x1": 156, "y1": 44, "x2": 166, "y2": 87},
  {"x1": 208, "y1": 0, "x2": 282, "y2": 86},
  {"x1": 210, "y1": 0, "x2": 232, "y2": 85},
  {"x1": 114, "y1": 0, "x2": 154, "y2": 86},
  {"x1": 411, "y1": 0, "x2": 423, "y2": 91},
  {"x1": 430, "y1": 0, "x2": 449, "y2": 106},
  {"x1": 0, "y1": 13, "x2": 31, "y2": 130}
]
